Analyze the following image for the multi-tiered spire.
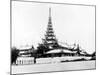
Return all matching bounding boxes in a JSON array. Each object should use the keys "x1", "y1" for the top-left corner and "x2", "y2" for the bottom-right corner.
[{"x1": 43, "y1": 8, "x2": 59, "y2": 49}]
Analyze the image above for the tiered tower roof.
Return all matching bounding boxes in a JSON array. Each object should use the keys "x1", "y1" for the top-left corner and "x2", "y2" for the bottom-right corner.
[{"x1": 43, "y1": 8, "x2": 59, "y2": 49}]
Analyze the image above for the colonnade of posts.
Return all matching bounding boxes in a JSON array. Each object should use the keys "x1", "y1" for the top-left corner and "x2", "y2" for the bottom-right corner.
[
  {"x1": 15, "y1": 57, "x2": 36, "y2": 65},
  {"x1": 14, "y1": 53, "x2": 86, "y2": 65}
]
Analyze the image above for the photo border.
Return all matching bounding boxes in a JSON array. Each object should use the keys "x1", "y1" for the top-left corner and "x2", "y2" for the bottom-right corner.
[{"x1": 10, "y1": 0, "x2": 96, "y2": 74}]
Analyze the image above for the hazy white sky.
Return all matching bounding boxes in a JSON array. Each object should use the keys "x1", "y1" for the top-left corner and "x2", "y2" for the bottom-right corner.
[{"x1": 12, "y1": 1, "x2": 95, "y2": 53}]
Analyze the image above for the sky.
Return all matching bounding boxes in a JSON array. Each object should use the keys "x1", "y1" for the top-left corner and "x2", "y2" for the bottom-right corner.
[{"x1": 12, "y1": 1, "x2": 95, "y2": 54}]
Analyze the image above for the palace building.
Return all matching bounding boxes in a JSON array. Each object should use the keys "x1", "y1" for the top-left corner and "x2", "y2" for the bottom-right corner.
[
  {"x1": 36, "y1": 8, "x2": 89, "y2": 58},
  {"x1": 15, "y1": 8, "x2": 92, "y2": 65}
]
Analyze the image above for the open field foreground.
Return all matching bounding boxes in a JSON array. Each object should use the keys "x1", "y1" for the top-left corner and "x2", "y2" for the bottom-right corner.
[{"x1": 12, "y1": 60, "x2": 95, "y2": 74}]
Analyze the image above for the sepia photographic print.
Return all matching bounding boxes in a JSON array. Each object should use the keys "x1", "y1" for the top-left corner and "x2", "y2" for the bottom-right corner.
[{"x1": 11, "y1": 0, "x2": 96, "y2": 74}]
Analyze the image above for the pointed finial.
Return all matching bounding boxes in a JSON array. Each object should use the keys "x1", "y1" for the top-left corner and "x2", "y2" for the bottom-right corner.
[{"x1": 49, "y1": 7, "x2": 51, "y2": 17}]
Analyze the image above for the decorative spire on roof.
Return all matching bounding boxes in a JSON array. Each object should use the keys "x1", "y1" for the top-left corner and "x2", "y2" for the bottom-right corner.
[
  {"x1": 48, "y1": 7, "x2": 52, "y2": 25},
  {"x1": 42, "y1": 8, "x2": 59, "y2": 49}
]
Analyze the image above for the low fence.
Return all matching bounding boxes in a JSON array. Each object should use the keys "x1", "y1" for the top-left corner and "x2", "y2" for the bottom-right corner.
[
  {"x1": 15, "y1": 56, "x2": 92, "y2": 65},
  {"x1": 16, "y1": 57, "x2": 35, "y2": 65}
]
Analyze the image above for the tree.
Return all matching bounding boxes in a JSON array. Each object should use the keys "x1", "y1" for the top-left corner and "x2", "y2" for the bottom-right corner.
[
  {"x1": 11, "y1": 47, "x2": 19, "y2": 64},
  {"x1": 36, "y1": 44, "x2": 49, "y2": 55},
  {"x1": 92, "y1": 52, "x2": 96, "y2": 56},
  {"x1": 91, "y1": 51, "x2": 96, "y2": 60}
]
